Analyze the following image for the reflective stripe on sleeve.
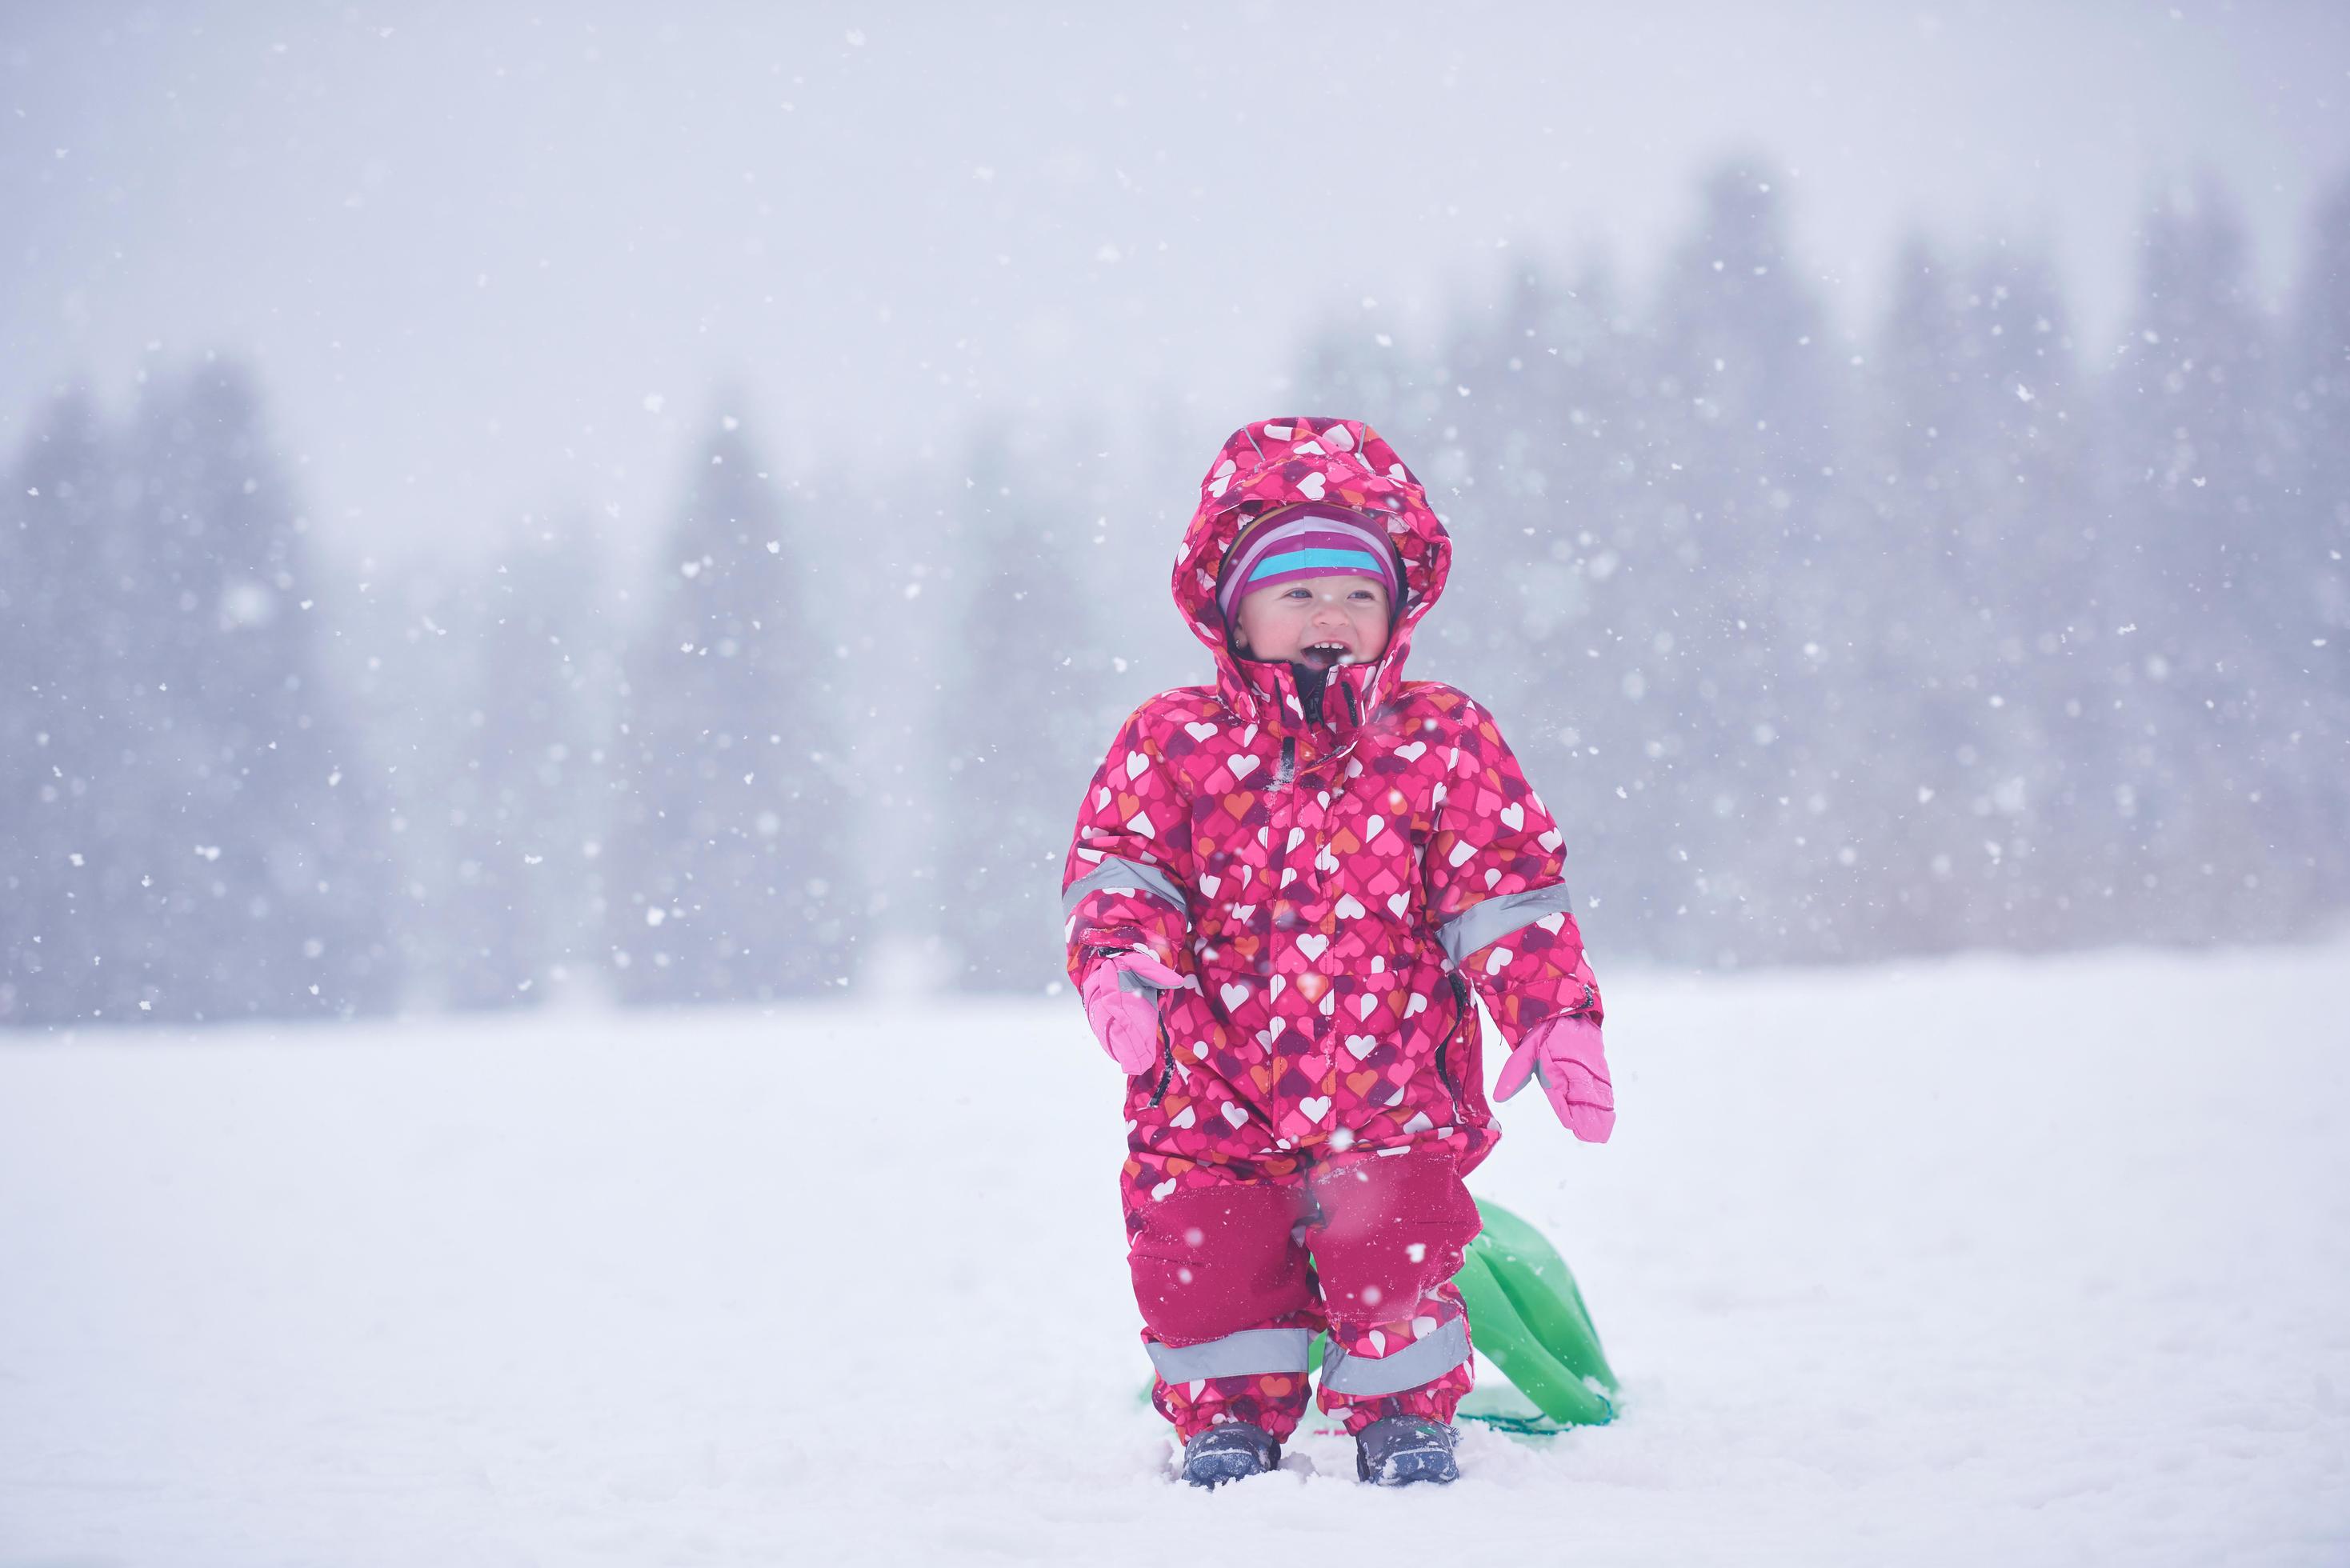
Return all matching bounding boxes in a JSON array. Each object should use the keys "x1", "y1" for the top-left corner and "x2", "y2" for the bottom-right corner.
[
  {"x1": 1434, "y1": 882, "x2": 1575, "y2": 969},
  {"x1": 1144, "y1": 1326, "x2": 1315, "y2": 1382},
  {"x1": 1318, "y1": 1315, "x2": 1471, "y2": 1398},
  {"x1": 1062, "y1": 856, "x2": 1188, "y2": 918}
]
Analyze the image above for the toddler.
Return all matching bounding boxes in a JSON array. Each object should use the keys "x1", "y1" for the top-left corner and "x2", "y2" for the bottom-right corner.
[{"x1": 1062, "y1": 417, "x2": 1612, "y2": 1488}]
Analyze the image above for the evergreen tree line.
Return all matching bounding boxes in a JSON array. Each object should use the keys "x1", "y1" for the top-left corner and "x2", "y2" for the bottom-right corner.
[
  {"x1": 1302, "y1": 162, "x2": 2350, "y2": 964},
  {"x1": 4, "y1": 161, "x2": 2346, "y2": 1023}
]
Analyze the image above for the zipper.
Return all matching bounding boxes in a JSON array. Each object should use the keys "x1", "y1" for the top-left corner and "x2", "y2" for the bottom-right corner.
[
  {"x1": 1275, "y1": 734, "x2": 1296, "y2": 789},
  {"x1": 1147, "y1": 1010, "x2": 1175, "y2": 1106},
  {"x1": 1434, "y1": 971, "x2": 1474, "y2": 1118}
]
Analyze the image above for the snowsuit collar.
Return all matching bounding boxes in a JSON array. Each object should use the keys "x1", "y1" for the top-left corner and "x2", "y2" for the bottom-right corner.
[{"x1": 1172, "y1": 417, "x2": 1451, "y2": 740}]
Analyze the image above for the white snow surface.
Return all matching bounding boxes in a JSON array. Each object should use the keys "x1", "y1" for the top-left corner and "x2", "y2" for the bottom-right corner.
[{"x1": 3, "y1": 940, "x2": 2347, "y2": 1566}]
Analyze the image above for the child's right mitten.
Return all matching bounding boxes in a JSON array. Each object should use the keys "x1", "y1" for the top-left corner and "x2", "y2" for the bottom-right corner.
[
  {"x1": 1078, "y1": 951, "x2": 1184, "y2": 1074},
  {"x1": 1494, "y1": 1014, "x2": 1615, "y2": 1142}
]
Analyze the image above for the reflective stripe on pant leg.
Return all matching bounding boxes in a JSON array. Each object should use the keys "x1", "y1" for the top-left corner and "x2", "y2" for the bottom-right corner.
[
  {"x1": 1146, "y1": 1327, "x2": 1315, "y2": 1382},
  {"x1": 1318, "y1": 1316, "x2": 1471, "y2": 1397}
]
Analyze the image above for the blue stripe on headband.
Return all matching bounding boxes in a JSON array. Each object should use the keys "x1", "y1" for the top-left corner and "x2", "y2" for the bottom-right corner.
[{"x1": 1247, "y1": 547, "x2": 1387, "y2": 583}]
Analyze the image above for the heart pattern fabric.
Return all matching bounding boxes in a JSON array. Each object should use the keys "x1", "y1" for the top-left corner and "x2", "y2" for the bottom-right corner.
[{"x1": 1063, "y1": 416, "x2": 1606, "y2": 1200}]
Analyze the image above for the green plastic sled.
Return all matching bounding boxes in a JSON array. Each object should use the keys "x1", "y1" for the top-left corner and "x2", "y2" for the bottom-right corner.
[
  {"x1": 1138, "y1": 1194, "x2": 1617, "y2": 1434},
  {"x1": 1449, "y1": 1195, "x2": 1618, "y2": 1432}
]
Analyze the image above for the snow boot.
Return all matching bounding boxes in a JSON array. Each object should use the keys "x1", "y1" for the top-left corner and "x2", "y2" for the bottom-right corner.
[
  {"x1": 1354, "y1": 1415, "x2": 1460, "y2": 1486},
  {"x1": 1179, "y1": 1422, "x2": 1281, "y2": 1488}
]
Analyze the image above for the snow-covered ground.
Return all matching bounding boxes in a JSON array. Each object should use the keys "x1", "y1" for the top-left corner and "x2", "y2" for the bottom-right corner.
[{"x1": 3, "y1": 938, "x2": 2347, "y2": 1566}]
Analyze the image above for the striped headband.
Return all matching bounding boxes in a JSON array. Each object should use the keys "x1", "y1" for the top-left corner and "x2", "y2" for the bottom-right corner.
[{"x1": 1215, "y1": 506, "x2": 1403, "y2": 624}]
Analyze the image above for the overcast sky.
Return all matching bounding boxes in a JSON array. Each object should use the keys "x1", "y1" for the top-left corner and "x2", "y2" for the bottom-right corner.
[{"x1": 5, "y1": 1, "x2": 2347, "y2": 567}]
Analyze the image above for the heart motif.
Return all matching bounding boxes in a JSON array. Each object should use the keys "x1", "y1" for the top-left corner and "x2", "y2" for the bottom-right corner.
[
  {"x1": 1220, "y1": 1102, "x2": 1250, "y2": 1129},
  {"x1": 1319, "y1": 990, "x2": 1337, "y2": 1017},
  {"x1": 1388, "y1": 893, "x2": 1411, "y2": 918},
  {"x1": 1193, "y1": 1042, "x2": 1211, "y2": 1059},
  {"x1": 1268, "y1": 974, "x2": 1286, "y2": 1001},
  {"x1": 1199, "y1": 874, "x2": 1221, "y2": 898},
  {"x1": 1220, "y1": 982, "x2": 1250, "y2": 1010},
  {"x1": 1448, "y1": 839, "x2": 1477, "y2": 867},
  {"x1": 1152, "y1": 1178, "x2": 1178, "y2": 1201},
  {"x1": 1499, "y1": 802, "x2": 1523, "y2": 830},
  {"x1": 1231, "y1": 754, "x2": 1261, "y2": 780},
  {"x1": 1335, "y1": 894, "x2": 1367, "y2": 920},
  {"x1": 1300, "y1": 1096, "x2": 1331, "y2": 1122},
  {"x1": 1539, "y1": 828, "x2": 1563, "y2": 851},
  {"x1": 1297, "y1": 934, "x2": 1330, "y2": 962},
  {"x1": 1343, "y1": 1034, "x2": 1377, "y2": 1059},
  {"x1": 1355, "y1": 994, "x2": 1379, "y2": 1021},
  {"x1": 1298, "y1": 470, "x2": 1327, "y2": 500},
  {"x1": 1095, "y1": 786, "x2": 1111, "y2": 810},
  {"x1": 1487, "y1": 947, "x2": 1514, "y2": 974},
  {"x1": 1538, "y1": 911, "x2": 1567, "y2": 934},
  {"x1": 1169, "y1": 1106, "x2": 1197, "y2": 1130},
  {"x1": 1406, "y1": 993, "x2": 1428, "y2": 1017},
  {"x1": 1127, "y1": 810, "x2": 1158, "y2": 839},
  {"x1": 1395, "y1": 742, "x2": 1426, "y2": 762},
  {"x1": 1346, "y1": 1070, "x2": 1379, "y2": 1096},
  {"x1": 1485, "y1": 868, "x2": 1502, "y2": 888},
  {"x1": 1284, "y1": 827, "x2": 1306, "y2": 853},
  {"x1": 1186, "y1": 722, "x2": 1218, "y2": 742},
  {"x1": 1125, "y1": 751, "x2": 1151, "y2": 781}
]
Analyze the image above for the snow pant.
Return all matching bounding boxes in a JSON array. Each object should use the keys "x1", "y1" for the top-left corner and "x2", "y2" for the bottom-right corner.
[{"x1": 1124, "y1": 1144, "x2": 1483, "y2": 1441}]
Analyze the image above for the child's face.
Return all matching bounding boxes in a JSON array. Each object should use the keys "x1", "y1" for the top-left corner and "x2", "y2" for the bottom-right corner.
[{"x1": 1232, "y1": 574, "x2": 1392, "y2": 671}]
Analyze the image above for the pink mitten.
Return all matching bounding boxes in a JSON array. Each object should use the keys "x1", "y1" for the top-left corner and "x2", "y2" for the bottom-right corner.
[
  {"x1": 1494, "y1": 1014, "x2": 1615, "y2": 1142},
  {"x1": 1079, "y1": 952, "x2": 1185, "y2": 1074}
]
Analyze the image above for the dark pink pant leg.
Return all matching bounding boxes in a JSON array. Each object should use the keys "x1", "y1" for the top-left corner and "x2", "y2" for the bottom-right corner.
[
  {"x1": 1125, "y1": 1173, "x2": 1320, "y2": 1441},
  {"x1": 1305, "y1": 1147, "x2": 1484, "y2": 1434}
]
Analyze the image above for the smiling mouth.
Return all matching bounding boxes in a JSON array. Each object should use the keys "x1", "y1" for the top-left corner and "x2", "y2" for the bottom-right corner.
[{"x1": 1296, "y1": 640, "x2": 1351, "y2": 670}]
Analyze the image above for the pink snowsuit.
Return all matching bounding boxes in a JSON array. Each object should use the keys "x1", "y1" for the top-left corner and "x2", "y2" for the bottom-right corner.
[{"x1": 1062, "y1": 417, "x2": 1603, "y2": 1442}]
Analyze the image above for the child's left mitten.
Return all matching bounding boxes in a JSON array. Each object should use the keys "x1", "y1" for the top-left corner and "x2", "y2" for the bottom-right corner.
[
  {"x1": 1079, "y1": 952, "x2": 1184, "y2": 1075},
  {"x1": 1494, "y1": 1014, "x2": 1615, "y2": 1142}
]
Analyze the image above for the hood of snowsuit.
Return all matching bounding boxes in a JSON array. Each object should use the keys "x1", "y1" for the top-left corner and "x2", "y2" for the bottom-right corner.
[{"x1": 1173, "y1": 417, "x2": 1451, "y2": 727}]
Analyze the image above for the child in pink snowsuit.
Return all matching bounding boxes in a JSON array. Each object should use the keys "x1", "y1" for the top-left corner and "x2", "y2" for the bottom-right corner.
[{"x1": 1063, "y1": 416, "x2": 1613, "y2": 1487}]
